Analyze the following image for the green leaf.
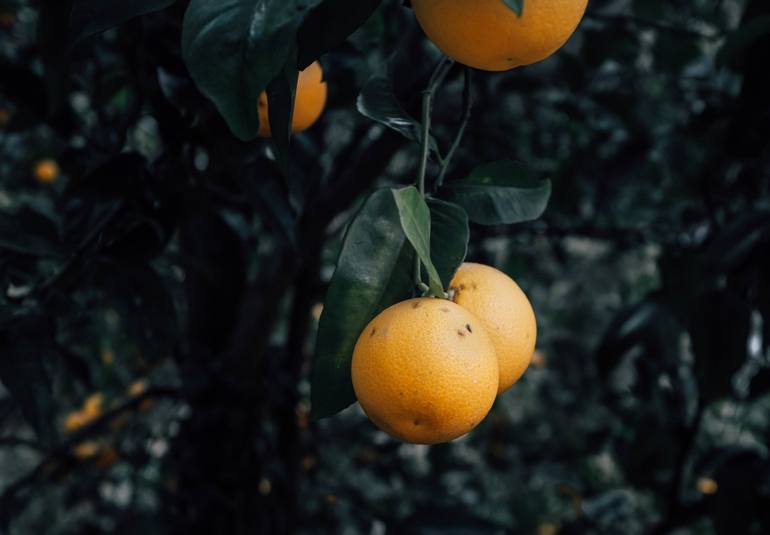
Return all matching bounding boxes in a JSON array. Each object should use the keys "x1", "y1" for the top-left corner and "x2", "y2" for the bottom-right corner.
[
  {"x1": 266, "y1": 49, "x2": 299, "y2": 175},
  {"x1": 391, "y1": 187, "x2": 443, "y2": 297},
  {"x1": 427, "y1": 199, "x2": 469, "y2": 289},
  {"x1": 0, "y1": 315, "x2": 57, "y2": 446},
  {"x1": 311, "y1": 189, "x2": 414, "y2": 419},
  {"x1": 357, "y1": 75, "x2": 441, "y2": 159},
  {"x1": 717, "y1": 16, "x2": 770, "y2": 68},
  {"x1": 297, "y1": 0, "x2": 382, "y2": 69},
  {"x1": 69, "y1": 0, "x2": 178, "y2": 45},
  {"x1": 501, "y1": 0, "x2": 524, "y2": 17},
  {"x1": 181, "y1": 0, "x2": 323, "y2": 140},
  {"x1": 441, "y1": 160, "x2": 551, "y2": 225}
]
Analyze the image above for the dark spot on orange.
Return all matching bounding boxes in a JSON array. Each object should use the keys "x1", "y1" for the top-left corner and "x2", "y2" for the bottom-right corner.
[
  {"x1": 413, "y1": 419, "x2": 421, "y2": 426},
  {"x1": 370, "y1": 328, "x2": 376, "y2": 337},
  {"x1": 411, "y1": 301, "x2": 421, "y2": 309},
  {"x1": 440, "y1": 307, "x2": 450, "y2": 313},
  {"x1": 471, "y1": 282, "x2": 478, "y2": 290},
  {"x1": 399, "y1": 392, "x2": 404, "y2": 397},
  {"x1": 457, "y1": 330, "x2": 466, "y2": 337},
  {"x1": 466, "y1": 324, "x2": 472, "y2": 333},
  {"x1": 459, "y1": 284, "x2": 466, "y2": 290},
  {"x1": 469, "y1": 422, "x2": 476, "y2": 428}
]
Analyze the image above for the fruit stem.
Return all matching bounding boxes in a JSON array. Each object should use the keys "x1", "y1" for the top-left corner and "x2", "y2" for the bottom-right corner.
[
  {"x1": 434, "y1": 67, "x2": 472, "y2": 191},
  {"x1": 414, "y1": 56, "x2": 454, "y2": 293}
]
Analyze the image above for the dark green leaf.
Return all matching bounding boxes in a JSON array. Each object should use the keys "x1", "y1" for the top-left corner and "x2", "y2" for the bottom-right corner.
[
  {"x1": 297, "y1": 0, "x2": 382, "y2": 69},
  {"x1": 69, "y1": 0, "x2": 178, "y2": 45},
  {"x1": 501, "y1": 0, "x2": 524, "y2": 17},
  {"x1": 357, "y1": 75, "x2": 441, "y2": 158},
  {"x1": 181, "y1": 0, "x2": 323, "y2": 140},
  {"x1": 311, "y1": 189, "x2": 414, "y2": 419},
  {"x1": 427, "y1": 199, "x2": 468, "y2": 288},
  {"x1": 441, "y1": 160, "x2": 551, "y2": 225},
  {"x1": 0, "y1": 315, "x2": 57, "y2": 446},
  {"x1": 391, "y1": 187, "x2": 443, "y2": 297},
  {"x1": 266, "y1": 50, "x2": 299, "y2": 176}
]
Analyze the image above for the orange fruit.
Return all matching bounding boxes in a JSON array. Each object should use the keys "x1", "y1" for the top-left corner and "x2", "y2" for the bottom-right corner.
[
  {"x1": 257, "y1": 61, "x2": 327, "y2": 137},
  {"x1": 33, "y1": 158, "x2": 60, "y2": 184},
  {"x1": 411, "y1": 0, "x2": 588, "y2": 71},
  {"x1": 450, "y1": 263, "x2": 537, "y2": 393},
  {"x1": 351, "y1": 297, "x2": 499, "y2": 444}
]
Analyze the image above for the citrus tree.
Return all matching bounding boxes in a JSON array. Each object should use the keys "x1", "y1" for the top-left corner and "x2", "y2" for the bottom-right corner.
[{"x1": 1, "y1": 0, "x2": 770, "y2": 533}]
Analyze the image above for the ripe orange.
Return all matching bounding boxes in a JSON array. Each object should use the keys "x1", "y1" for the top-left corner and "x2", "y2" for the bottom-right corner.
[
  {"x1": 33, "y1": 158, "x2": 60, "y2": 184},
  {"x1": 411, "y1": 0, "x2": 588, "y2": 71},
  {"x1": 450, "y1": 263, "x2": 537, "y2": 393},
  {"x1": 257, "y1": 61, "x2": 327, "y2": 137},
  {"x1": 351, "y1": 297, "x2": 499, "y2": 444}
]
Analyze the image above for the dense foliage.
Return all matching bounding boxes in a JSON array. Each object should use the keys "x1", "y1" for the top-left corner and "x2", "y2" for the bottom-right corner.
[{"x1": 0, "y1": 0, "x2": 769, "y2": 533}]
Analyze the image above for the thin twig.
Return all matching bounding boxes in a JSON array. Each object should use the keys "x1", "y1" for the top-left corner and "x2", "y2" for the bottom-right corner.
[{"x1": 434, "y1": 67, "x2": 473, "y2": 191}]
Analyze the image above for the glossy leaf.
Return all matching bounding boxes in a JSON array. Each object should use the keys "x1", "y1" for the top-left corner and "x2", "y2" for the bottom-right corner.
[
  {"x1": 297, "y1": 0, "x2": 382, "y2": 69},
  {"x1": 311, "y1": 189, "x2": 414, "y2": 419},
  {"x1": 391, "y1": 187, "x2": 443, "y2": 297},
  {"x1": 357, "y1": 75, "x2": 441, "y2": 159},
  {"x1": 441, "y1": 160, "x2": 551, "y2": 226},
  {"x1": 181, "y1": 0, "x2": 323, "y2": 140},
  {"x1": 69, "y1": 0, "x2": 178, "y2": 44},
  {"x1": 427, "y1": 199, "x2": 468, "y2": 288},
  {"x1": 266, "y1": 51, "x2": 299, "y2": 175}
]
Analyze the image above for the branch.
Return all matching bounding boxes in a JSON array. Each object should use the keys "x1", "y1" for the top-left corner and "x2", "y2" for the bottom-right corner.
[
  {"x1": 0, "y1": 385, "x2": 180, "y2": 504},
  {"x1": 434, "y1": 67, "x2": 472, "y2": 191}
]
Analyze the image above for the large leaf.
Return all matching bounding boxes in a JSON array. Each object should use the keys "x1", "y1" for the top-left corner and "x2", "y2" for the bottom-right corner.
[
  {"x1": 181, "y1": 0, "x2": 323, "y2": 140},
  {"x1": 297, "y1": 0, "x2": 382, "y2": 69},
  {"x1": 441, "y1": 160, "x2": 551, "y2": 226},
  {"x1": 357, "y1": 75, "x2": 441, "y2": 159},
  {"x1": 265, "y1": 50, "x2": 299, "y2": 176},
  {"x1": 0, "y1": 315, "x2": 57, "y2": 446},
  {"x1": 311, "y1": 189, "x2": 414, "y2": 419},
  {"x1": 391, "y1": 187, "x2": 443, "y2": 297},
  {"x1": 427, "y1": 199, "x2": 468, "y2": 287},
  {"x1": 69, "y1": 0, "x2": 178, "y2": 44}
]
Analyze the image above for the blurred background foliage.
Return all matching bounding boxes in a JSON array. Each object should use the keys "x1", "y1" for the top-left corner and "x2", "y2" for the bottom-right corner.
[{"x1": 1, "y1": 0, "x2": 769, "y2": 533}]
